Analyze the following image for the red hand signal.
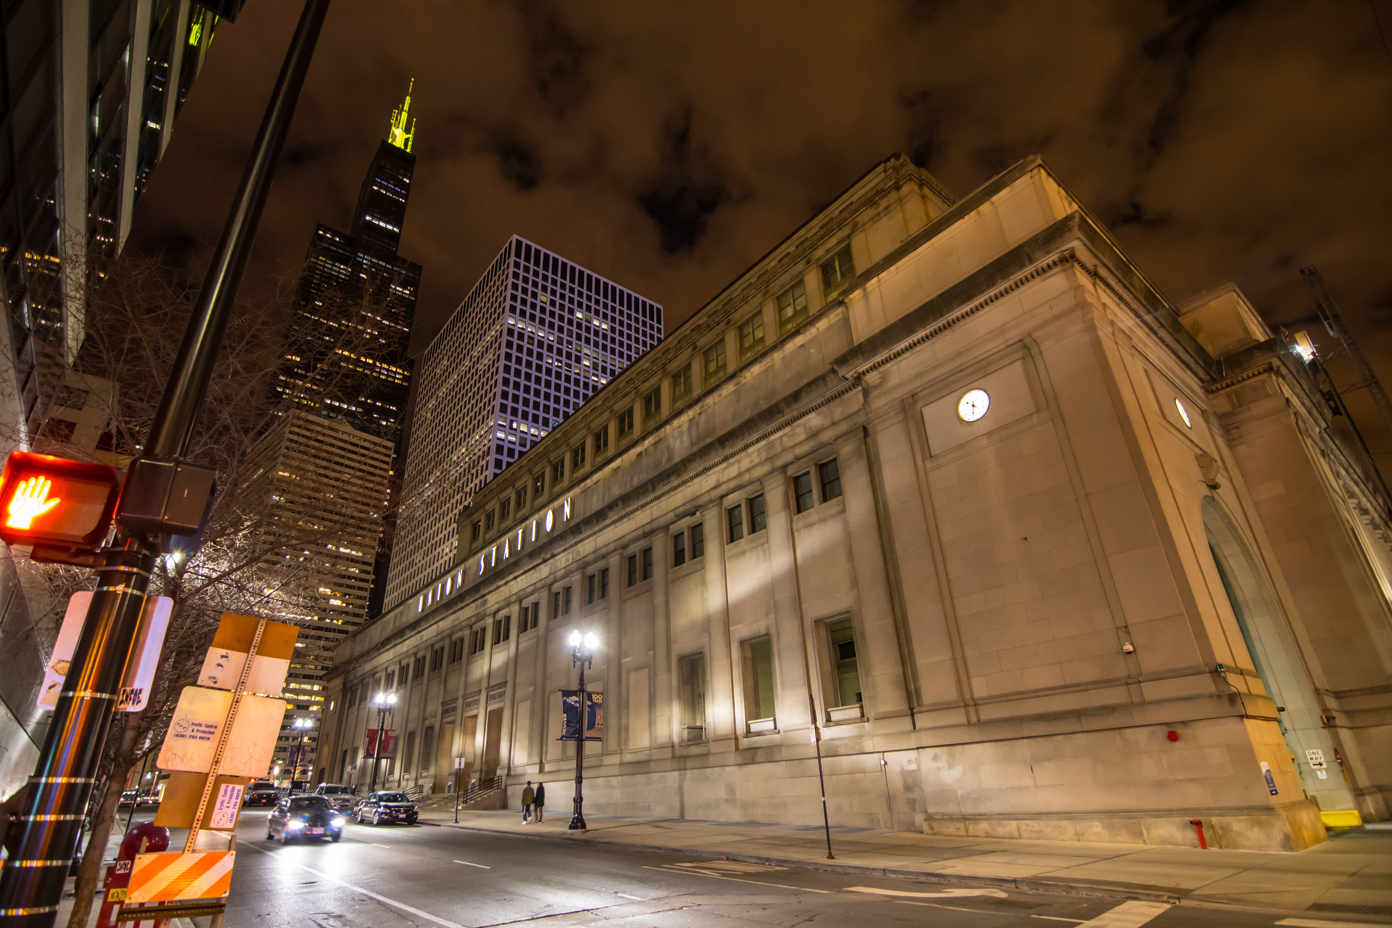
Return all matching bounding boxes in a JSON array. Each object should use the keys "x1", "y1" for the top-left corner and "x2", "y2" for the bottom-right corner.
[{"x1": 7, "y1": 476, "x2": 61, "y2": 529}]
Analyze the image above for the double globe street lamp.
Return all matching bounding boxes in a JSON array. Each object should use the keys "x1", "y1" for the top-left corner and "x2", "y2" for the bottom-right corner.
[
  {"x1": 291, "y1": 716, "x2": 314, "y2": 785},
  {"x1": 368, "y1": 691, "x2": 396, "y2": 794},
  {"x1": 568, "y1": 628, "x2": 599, "y2": 831}
]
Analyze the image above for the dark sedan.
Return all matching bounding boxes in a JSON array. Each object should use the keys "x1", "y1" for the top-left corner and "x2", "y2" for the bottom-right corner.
[
  {"x1": 354, "y1": 791, "x2": 418, "y2": 826},
  {"x1": 266, "y1": 795, "x2": 344, "y2": 843}
]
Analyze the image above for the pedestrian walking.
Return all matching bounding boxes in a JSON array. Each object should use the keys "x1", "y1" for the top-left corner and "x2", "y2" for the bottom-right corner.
[
  {"x1": 533, "y1": 781, "x2": 545, "y2": 823},
  {"x1": 521, "y1": 781, "x2": 535, "y2": 823}
]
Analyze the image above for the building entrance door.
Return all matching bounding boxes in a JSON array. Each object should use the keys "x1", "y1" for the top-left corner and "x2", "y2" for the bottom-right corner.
[
  {"x1": 1203, "y1": 498, "x2": 1358, "y2": 813},
  {"x1": 434, "y1": 720, "x2": 455, "y2": 795},
  {"x1": 482, "y1": 707, "x2": 503, "y2": 780}
]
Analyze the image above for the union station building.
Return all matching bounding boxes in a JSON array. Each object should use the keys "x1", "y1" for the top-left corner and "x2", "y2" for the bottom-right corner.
[{"x1": 318, "y1": 154, "x2": 1391, "y2": 850}]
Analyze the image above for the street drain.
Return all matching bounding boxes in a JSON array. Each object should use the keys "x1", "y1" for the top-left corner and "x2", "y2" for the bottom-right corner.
[{"x1": 1310, "y1": 903, "x2": 1392, "y2": 916}]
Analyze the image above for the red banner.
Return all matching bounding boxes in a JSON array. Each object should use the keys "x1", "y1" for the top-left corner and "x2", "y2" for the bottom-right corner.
[{"x1": 363, "y1": 728, "x2": 396, "y2": 756}]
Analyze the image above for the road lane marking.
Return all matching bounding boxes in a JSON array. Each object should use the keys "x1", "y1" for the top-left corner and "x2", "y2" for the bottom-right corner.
[
  {"x1": 641, "y1": 865, "x2": 832, "y2": 893},
  {"x1": 371, "y1": 843, "x2": 392, "y2": 848},
  {"x1": 846, "y1": 886, "x2": 1008, "y2": 900},
  {"x1": 1030, "y1": 917, "x2": 1085, "y2": 924},
  {"x1": 242, "y1": 843, "x2": 466, "y2": 928},
  {"x1": 1075, "y1": 901, "x2": 1171, "y2": 927},
  {"x1": 616, "y1": 894, "x2": 643, "y2": 900},
  {"x1": 453, "y1": 860, "x2": 491, "y2": 869},
  {"x1": 1278, "y1": 921, "x2": 1392, "y2": 928}
]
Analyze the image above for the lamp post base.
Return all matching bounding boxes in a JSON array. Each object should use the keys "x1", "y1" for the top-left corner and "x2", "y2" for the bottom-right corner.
[{"x1": 568, "y1": 814, "x2": 586, "y2": 831}]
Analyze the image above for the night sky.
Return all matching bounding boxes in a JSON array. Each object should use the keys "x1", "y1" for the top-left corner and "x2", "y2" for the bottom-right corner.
[{"x1": 129, "y1": 2, "x2": 1392, "y2": 414}]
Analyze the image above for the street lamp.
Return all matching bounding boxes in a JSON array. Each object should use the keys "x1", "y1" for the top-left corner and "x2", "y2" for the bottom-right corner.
[
  {"x1": 568, "y1": 628, "x2": 599, "y2": 831},
  {"x1": 368, "y1": 691, "x2": 396, "y2": 794},
  {"x1": 291, "y1": 717, "x2": 314, "y2": 786}
]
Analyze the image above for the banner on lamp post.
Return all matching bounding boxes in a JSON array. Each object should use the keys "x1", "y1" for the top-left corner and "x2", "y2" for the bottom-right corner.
[
  {"x1": 557, "y1": 690, "x2": 603, "y2": 741},
  {"x1": 363, "y1": 729, "x2": 396, "y2": 756}
]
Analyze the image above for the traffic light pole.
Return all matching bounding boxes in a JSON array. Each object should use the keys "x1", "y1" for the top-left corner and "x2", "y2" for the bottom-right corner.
[{"x1": 0, "y1": 2, "x2": 330, "y2": 923}]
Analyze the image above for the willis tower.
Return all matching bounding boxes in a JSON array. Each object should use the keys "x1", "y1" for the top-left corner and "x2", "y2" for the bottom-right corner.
[{"x1": 274, "y1": 81, "x2": 422, "y2": 618}]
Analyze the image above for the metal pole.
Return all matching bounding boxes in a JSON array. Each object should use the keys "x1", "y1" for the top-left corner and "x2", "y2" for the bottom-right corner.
[
  {"x1": 809, "y1": 694, "x2": 835, "y2": 860},
  {"x1": 368, "y1": 709, "x2": 384, "y2": 794},
  {"x1": 0, "y1": 4, "x2": 329, "y2": 923},
  {"x1": 453, "y1": 761, "x2": 461, "y2": 824},
  {"x1": 568, "y1": 658, "x2": 587, "y2": 831},
  {"x1": 124, "y1": 750, "x2": 152, "y2": 834}
]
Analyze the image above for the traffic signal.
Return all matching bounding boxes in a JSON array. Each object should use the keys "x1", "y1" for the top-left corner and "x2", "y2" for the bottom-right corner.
[{"x1": 0, "y1": 451, "x2": 120, "y2": 549}]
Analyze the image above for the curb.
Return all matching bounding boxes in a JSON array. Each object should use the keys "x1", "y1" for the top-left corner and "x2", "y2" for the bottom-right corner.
[{"x1": 419, "y1": 817, "x2": 1186, "y2": 906}]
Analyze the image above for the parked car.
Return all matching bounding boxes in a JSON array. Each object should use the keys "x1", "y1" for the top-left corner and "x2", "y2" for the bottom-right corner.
[
  {"x1": 243, "y1": 782, "x2": 280, "y2": 808},
  {"x1": 313, "y1": 783, "x2": 355, "y2": 815},
  {"x1": 354, "y1": 791, "x2": 418, "y2": 826},
  {"x1": 266, "y1": 795, "x2": 343, "y2": 844}
]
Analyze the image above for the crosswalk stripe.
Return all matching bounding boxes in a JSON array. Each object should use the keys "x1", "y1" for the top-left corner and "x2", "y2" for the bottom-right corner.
[{"x1": 1075, "y1": 901, "x2": 1171, "y2": 927}]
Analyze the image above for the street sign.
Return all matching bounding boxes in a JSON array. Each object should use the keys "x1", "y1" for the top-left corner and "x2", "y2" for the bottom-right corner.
[
  {"x1": 39, "y1": 593, "x2": 172, "y2": 712},
  {"x1": 0, "y1": 451, "x2": 120, "y2": 549},
  {"x1": 157, "y1": 687, "x2": 286, "y2": 777},
  {"x1": 154, "y1": 773, "x2": 250, "y2": 830}
]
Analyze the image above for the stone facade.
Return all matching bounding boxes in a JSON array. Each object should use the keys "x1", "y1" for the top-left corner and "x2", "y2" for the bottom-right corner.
[{"x1": 320, "y1": 155, "x2": 1390, "y2": 851}]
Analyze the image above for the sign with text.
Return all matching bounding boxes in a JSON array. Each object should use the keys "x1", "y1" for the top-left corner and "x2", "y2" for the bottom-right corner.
[
  {"x1": 557, "y1": 691, "x2": 604, "y2": 741},
  {"x1": 209, "y1": 783, "x2": 245, "y2": 829},
  {"x1": 155, "y1": 773, "x2": 250, "y2": 830},
  {"x1": 117, "y1": 596, "x2": 173, "y2": 711},
  {"x1": 157, "y1": 688, "x2": 286, "y2": 777}
]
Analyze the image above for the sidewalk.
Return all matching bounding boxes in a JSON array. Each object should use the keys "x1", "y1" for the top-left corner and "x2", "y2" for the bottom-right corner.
[{"x1": 419, "y1": 808, "x2": 1392, "y2": 918}]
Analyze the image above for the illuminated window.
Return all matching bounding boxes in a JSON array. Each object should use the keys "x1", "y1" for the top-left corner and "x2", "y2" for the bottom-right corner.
[
  {"x1": 704, "y1": 341, "x2": 726, "y2": 383},
  {"x1": 819, "y1": 243, "x2": 855, "y2": 298},
  {"x1": 776, "y1": 279, "x2": 809, "y2": 335},
  {"x1": 740, "y1": 308, "x2": 762, "y2": 358},
  {"x1": 671, "y1": 366, "x2": 692, "y2": 407},
  {"x1": 824, "y1": 617, "x2": 861, "y2": 708}
]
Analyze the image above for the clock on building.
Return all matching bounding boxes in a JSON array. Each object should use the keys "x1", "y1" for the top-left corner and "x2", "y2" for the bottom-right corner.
[{"x1": 957, "y1": 388, "x2": 990, "y2": 422}]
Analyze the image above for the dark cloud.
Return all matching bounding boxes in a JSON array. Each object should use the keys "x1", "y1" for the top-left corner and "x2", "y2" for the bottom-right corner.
[
  {"x1": 491, "y1": 133, "x2": 544, "y2": 191},
  {"x1": 519, "y1": 1, "x2": 589, "y2": 116},
  {"x1": 636, "y1": 106, "x2": 730, "y2": 255},
  {"x1": 124, "y1": 0, "x2": 1391, "y2": 417}
]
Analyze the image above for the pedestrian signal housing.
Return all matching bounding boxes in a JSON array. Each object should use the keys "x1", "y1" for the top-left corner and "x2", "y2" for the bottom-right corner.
[{"x1": 0, "y1": 451, "x2": 120, "y2": 549}]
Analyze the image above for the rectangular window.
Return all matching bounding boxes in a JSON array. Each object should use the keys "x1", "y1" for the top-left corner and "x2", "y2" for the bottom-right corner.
[
  {"x1": 748, "y1": 494, "x2": 767, "y2": 534},
  {"x1": 516, "y1": 485, "x2": 528, "y2": 511},
  {"x1": 641, "y1": 546, "x2": 653, "y2": 581},
  {"x1": 820, "y1": 243, "x2": 855, "y2": 298},
  {"x1": 727, "y1": 504, "x2": 744, "y2": 543},
  {"x1": 776, "y1": 279, "x2": 809, "y2": 334},
  {"x1": 704, "y1": 341, "x2": 726, "y2": 383},
  {"x1": 485, "y1": 509, "x2": 496, "y2": 531},
  {"x1": 678, "y1": 653, "x2": 707, "y2": 743},
  {"x1": 420, "y1": 727, "x2": 435, "y2": 774},
  {"x1": 385, "y1": 670, "x2": 396, "y2": 689},
  {"x1": 552, "y1": 458, "x2": 565, "y2": 484},
  {"x1": 553, "y1": 590, "x2": 563, "y2": 619},
  {"x1": 587, "y1": 572, "x2": 597, "y2": 604},
  {"x1": 690, "y1": 522, "x2": 704, "y2": 559},
  {"x1": 826, "y1": 617, "x2": 862, "y2": 707},
  {"x1": 671, "y1": 366, "x2": 692, "y2": 406},
  {"x1": 742, "y1": 636, "x2": 776, "y2": 726},
  {"x1": 617, "y1": 407, "x2": 634, "y2": 442},
  {"x1": 572, "y1": 442, "x2": 586, "y2": 470},
  {"x1": 643, "y1": 386, "x2": 662, "y2": 427},
  {"x1": 673, "y1": 530, "x2": 686, "y2": 567},
  {"x1": 399, "y1": 662, "x2": 409, "y2": 687},
  {"x1": 470, "y1": 520, "x2": 482, "y2": 542},
  {"x1": 819, "y1": 458, "x2": 842, "y2": 502},
  {"x1": 627, "y1": 553, "x2": 638, "y2": 587},
  {"x1": 599, "y1": 568, "x2": 609, "y2": 599},
  {"x1": 793, "y1": 471, "x2": 815, "y2": 513},
  {"x1": 499, "y1": 498, "x2": 511, "y2": 522},
  {"x1": 594, "y1": 424, "x2": 609, "y2": 456},
  {"x1": 431, "y1": 647, "x2": 444, "y2": 672},
  {"x1": 414, "y1": 656, "x2": 426, "y2": 678},
  {"x1": 564, "y1": 586, "x2": 573, "y2": 614},
  {"x1": 738, "y1": 311, "x2": 765, "y2": 359}
]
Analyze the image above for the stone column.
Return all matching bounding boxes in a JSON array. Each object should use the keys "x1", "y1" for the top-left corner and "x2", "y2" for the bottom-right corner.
[{"x1": 761, "y1": 471, "x2": 814, "y2": 730}]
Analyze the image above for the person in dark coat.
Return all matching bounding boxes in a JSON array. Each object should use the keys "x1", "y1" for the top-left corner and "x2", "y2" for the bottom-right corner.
[{"x1": 532, "y1": 782, "x2": 545, "y2": 823}]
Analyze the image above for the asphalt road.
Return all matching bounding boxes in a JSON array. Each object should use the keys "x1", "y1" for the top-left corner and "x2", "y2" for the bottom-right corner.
[{"x1": 198, "y1": 813, "x2": 1376, "y2": 928}]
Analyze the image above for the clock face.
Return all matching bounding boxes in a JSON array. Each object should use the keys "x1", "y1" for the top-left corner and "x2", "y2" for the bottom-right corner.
[
  {"x1": 1175, "y1": 398, "x2": 1192, "y2": 428},
  {"x1": 957, "y1": 389, "x2": 990, "y2": 422}
]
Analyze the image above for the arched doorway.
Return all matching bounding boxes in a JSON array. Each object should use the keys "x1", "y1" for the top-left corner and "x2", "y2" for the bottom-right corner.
[{"x1": 1201, "y1": 497, "x2": 1357, "y2": 813}]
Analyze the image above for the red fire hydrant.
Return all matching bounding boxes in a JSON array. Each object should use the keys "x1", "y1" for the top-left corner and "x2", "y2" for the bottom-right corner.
[{"x1": 95, "y1": 823, "x2": 169, "y2": 928}]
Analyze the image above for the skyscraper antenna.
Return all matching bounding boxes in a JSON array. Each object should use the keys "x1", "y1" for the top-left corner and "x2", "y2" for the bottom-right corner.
[{"x1": 389, "y1": 78, "x2": 415, "y2": 152}]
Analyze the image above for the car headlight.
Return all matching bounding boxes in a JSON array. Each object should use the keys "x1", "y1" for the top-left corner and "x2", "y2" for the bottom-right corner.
[
  {"x1": 286, "y1": 820, "x2": 305, "y2": 830},
  {"x1": 331, "y1": 816, "x2": 345, "y2": 827}
]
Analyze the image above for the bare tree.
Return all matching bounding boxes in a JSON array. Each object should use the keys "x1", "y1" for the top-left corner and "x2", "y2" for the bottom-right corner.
[{"x1": 22, "y1": 253, "x2": 403, "y2": 928}]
